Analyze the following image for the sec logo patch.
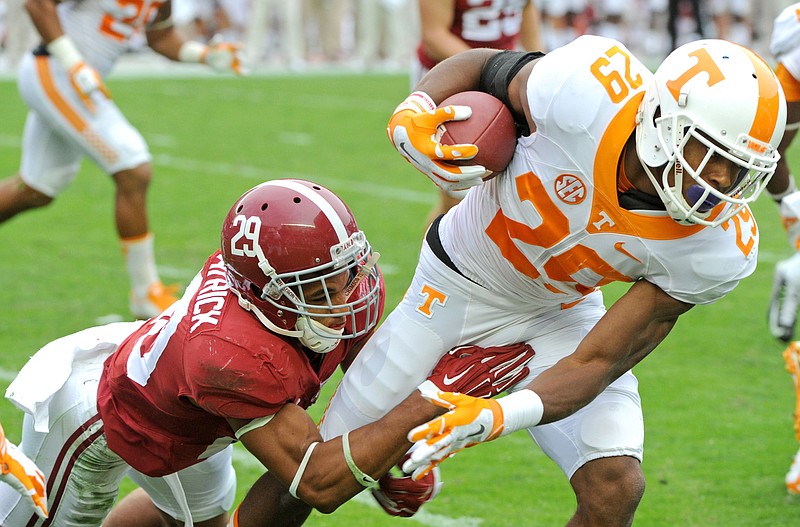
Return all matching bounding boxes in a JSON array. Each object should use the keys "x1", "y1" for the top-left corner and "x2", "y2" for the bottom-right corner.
[{"x1": 554, "y1": 174, "x2": 586, "y2": 204}]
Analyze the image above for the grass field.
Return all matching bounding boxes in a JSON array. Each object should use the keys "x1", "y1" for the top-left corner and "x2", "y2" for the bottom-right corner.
[{"x1": 1, "y1": 70, "x2": 800, "y2": 526}]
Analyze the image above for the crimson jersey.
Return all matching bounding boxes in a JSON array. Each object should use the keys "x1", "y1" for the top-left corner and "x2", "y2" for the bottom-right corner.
[
  {"x1": 417, "y1": 0, "x2": 528, "y2": 70},
  {"x1": 96, "y1": 251, "x2": 385, "y2": 477}
]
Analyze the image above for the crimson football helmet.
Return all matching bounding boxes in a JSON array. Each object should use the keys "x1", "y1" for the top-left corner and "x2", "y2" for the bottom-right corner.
[
  {"x1": 636, "y1": 39, "x2": 786, "y2": 227},
  {"x1": 221, "y1": 179, "x2": 381, "y2": 353}
]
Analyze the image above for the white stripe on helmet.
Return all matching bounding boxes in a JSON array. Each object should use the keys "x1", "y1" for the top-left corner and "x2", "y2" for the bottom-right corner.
[{"x1": 263, "y1": 180, "x2": 349, "y2": 242}]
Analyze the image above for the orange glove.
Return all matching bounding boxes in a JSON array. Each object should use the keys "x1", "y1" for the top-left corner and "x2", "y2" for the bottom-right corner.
[
  {"x1": 405, "y1": 384, "x2": 544, "y2": 480},
  {"x1": 387, "y1": 92, "x2": 489, "y2": 192},
  {"x1": 403, "y1": 387, "x2": 504, "y2": 480},
  {"x1": 0, "y1": 424, "x2": 48, "y2": 519}
]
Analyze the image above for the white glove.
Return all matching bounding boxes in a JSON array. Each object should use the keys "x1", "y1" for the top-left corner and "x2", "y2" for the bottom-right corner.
[
  {"x1": 179, "y1": 35, "x2": 250, "y2": 75},
  {"x1": 387, "y1": 92, "x2": 490, "y2": 193},
  {"x1": 0, "y1": 429, "x2": 47, "y2": 519},
  {"x1": 47, "y1": 35, "x2": 110, "y2": 113},
  {"x1": 769, "y1": 253, "x2": 800, "y2": 342},
  {"x1": 205, "y1": 34, "x2": 249, "y2": 75}
]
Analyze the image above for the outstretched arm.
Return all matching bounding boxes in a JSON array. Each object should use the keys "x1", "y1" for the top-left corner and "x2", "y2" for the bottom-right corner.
[
  {"x1": 406, "y1": 280, "x2": 692, "y2": 477},
  {"x1": 230, "y1": 342, "x2": 534, "y2": 522},
  {"x1": 146, "y1": 2, "x2": 248, "y2": 75}
]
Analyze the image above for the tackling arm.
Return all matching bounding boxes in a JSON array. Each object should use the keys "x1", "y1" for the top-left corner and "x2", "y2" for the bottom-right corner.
[
  {"x1": 234, "y1": 394, "x2": 439, "y2": 515},
  {"x1": 229, "y1": 342, "x2": 533, "y2": 522}
]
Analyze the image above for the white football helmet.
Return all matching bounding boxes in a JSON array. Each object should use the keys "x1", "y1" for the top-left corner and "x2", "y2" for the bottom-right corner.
[{"x1": 636, "y1": 39, "x2": 786, "y2": 227}]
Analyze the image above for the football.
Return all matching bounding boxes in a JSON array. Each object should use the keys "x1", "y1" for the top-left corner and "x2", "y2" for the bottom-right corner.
[{"x1": 438, "y1": 91, "x2": 517, "y2": 179}]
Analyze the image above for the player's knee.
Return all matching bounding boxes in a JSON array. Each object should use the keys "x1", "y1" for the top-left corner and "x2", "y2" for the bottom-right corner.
[
  {"x1": 11, "y1": 179, "x2": 53, "y2": 211},
  {"x1": 572, "y1": 457, "x2": 645, "y2": 525},
  {"x1": 114, "y1": 163, "x2": 152, "y2": 195}
]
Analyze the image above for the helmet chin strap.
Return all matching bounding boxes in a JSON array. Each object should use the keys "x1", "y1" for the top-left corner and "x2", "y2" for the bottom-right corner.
[
  {"x1": 294, "y1": 317, "x2": 344, "y2": 354},
  {"x1": 231, "y1": 288, "x2": 304, "y2": 338},
  {"x1": 231, "y1": 288, "x2": 342, "y2": 354}
]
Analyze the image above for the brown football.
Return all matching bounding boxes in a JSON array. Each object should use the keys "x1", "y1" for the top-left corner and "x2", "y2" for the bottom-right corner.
[{"x1": 439, "y1": 91, "x2": 517, "y2": 179}]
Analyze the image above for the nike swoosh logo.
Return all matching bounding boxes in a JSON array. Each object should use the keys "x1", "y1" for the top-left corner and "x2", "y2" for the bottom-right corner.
[
  {"x1": 442, "y1": 365, "x2": 474, "y2": 386},
  {"x1": 613, "y1": 242, "x2": 642, "y2": 263},
  {"x1": 466, "y1": 425, "x2": 486, "y2": 439},
  {"x1": 398, "y1": 141, "x2": 414, "y2": 160}
]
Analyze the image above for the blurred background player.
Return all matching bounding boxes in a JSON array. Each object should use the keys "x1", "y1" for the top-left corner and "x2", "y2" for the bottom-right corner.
[
  {"x1": 413, "y1": 0, "x2": 543, "y2": 225},
  {"x1": 0, "y1": 0, "x2": 247, "y2": 319},
  {"x1": 767, "y1": 3, "x2": 800, "y2": 496},
  {"x1": 667, "y1": 0, "x2": 705, "y2": 51}
]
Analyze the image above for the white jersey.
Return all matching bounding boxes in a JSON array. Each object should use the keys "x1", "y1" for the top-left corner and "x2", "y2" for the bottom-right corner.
[
  {"x1": 57, "y1": 0, "x2": 165, "y2": 75},
  {"x1": 771, "y1": 3, "x2": 800, "y2": 103},
  {"x1": 442, "y1": 35, "x2": 758, "y2": 307}
]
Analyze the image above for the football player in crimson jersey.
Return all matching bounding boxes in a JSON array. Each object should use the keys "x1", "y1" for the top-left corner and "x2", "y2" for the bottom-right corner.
[
  {"x1": 0, "y1": 179, "x2": 534, "y2": 527},
  {"x1": 369, "y1": 37, "x2": 783, "y2": 525},
  {"x1": 414, "y1": 0, "x2": 543, "y2": 224},
  {"x1": 0, "y1": 0, "x2": 246, "y2": 319}
]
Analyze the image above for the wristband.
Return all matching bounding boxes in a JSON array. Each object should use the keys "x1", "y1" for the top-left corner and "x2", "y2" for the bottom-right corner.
[
  {"x1": 768, "y1": 177, "x2": 798, "y2": 203},
  {"x1": 342, "y1": 431, "x2": 377, "y2": 487},
  {"x1": 394, "y1": 91, "x2": 436, "y2": 114},
  {"x1": 178, "y1": 41, "x2": 208, "y2": 63},
  {"x1": 289, "y1": 441, "x2": 319, "y2": 499},
  {"x1": 498, "y1": 389, "x2": 543, "y2": 436},
  {"x1": 47, "y1": 35, "x2": 83, "y2": 70}
]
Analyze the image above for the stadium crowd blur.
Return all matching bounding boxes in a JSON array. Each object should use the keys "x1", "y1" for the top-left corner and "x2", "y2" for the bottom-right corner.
[{"x1": 0, "y1": 0, "x2": 790, "y2": 74}]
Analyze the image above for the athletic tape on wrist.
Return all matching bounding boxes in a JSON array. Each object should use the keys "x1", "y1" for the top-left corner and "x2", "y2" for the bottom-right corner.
[
  {"x1": 47, "y1": 35, "x2": 83, "y2": 70},
  {"x1": 289, "y1": 442, "x2": 319, "y2": 499},
  {"x1": 498, "y1": 389, "x2": 544, "y2": 436},
  {"x1": 342, "y1": 432, "x2": 378, "y2": 487},
  {"x1": 178, "y1": 41, "x2": 208, "y2": 63}
]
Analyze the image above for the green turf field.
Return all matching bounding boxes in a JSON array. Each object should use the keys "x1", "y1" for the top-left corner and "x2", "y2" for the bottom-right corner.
[{"x1": 1, "y1": 71, "x2": 799, "y2": 526}]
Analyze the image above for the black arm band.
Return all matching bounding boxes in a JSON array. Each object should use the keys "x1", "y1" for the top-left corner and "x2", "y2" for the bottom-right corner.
[{"x1": 479, "y1": 50, "x2": 545, "y2": 136}]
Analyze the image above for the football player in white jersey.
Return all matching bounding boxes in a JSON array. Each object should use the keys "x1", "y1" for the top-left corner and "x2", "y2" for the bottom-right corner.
[
  {"x1": 341, "y1": 36, "x2": 781, "y2": 525},
  {"x1": 762, "y1": 2, "x2": 800, "y2": 496},
  {"x1": 0, "y1": 0, "x2": 247, "y2": 319}
]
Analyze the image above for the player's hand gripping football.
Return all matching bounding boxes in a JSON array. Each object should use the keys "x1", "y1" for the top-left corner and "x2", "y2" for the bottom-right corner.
[
  {"x1": 371, "y1": 451, "x2": 442, "y2": 517},
  {"x1": 204, "y1": 34, "x2": 249, "y2": 75},
  {"x1": 426, "y1": 342, "x2": 534, "y2": 398},
  {"x1": 387, "y1": 91, "x2": 491, "y2": 192},
  {"x1": 0, "y1": 424, "x2": 47, "y2": 519},
  {"x1": 769, "y1": 253, "x2": 800, "y2": 342}
]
